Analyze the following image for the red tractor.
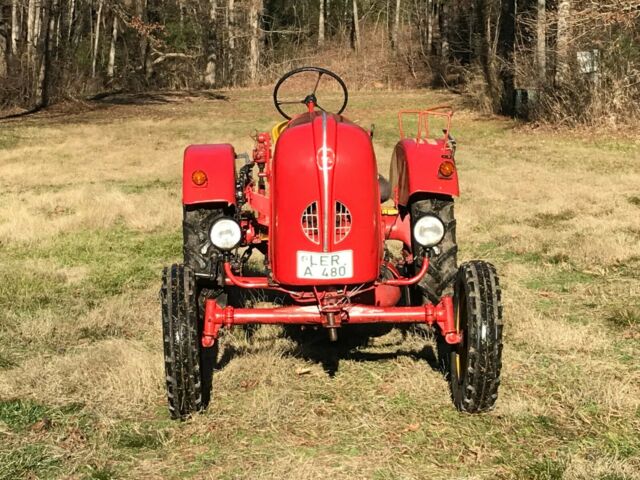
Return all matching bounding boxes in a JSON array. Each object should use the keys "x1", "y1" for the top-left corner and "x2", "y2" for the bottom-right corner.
[{"x1": 161, "y1": 67, "x2": 503, "y2": 420}]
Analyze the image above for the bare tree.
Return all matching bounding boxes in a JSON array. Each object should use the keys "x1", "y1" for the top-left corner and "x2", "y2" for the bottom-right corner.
[
  {"x1": 497, "y1": 0, "x2": 516, "y2": 115},
  {"x1": 92, "y1": 0, "x2": 104, "y2": 78},
  {"x1": 226, "y1": 0, "x2": 234, "y2": 85},
  {"x1": 536, "y1": 0, "x2": 546, "y2": 86},
  {"x1": 426, "y1": 0, "x2": 433, "y2": 52},
  {"x1": 11, "y1": 0, "x2": 20, "y2": 56},
  {"x1": 439, "y1": 0, "x2": 450, "y2": 80},
  {"x1": 318, "y1": 0, "x2": 325, "y2": 47},
  {"x1": 248, "y1": 0, "x2": 262, "y2": 84},
  {"x1": 391, "y1": 0, "x2": 400, "y2": 50},
  {"x1": 66, "y1": 0, "x2": 75, "y2": 41},
  {"x1": 351, "y1": 0, "x2": 360, "y2": 51},
  {"x1": 555, "y1": 0, "x2": 570, "y2": 84},
  {"x1": 107, "y1": 15, "x2": 118, "y2": 81},
  {"x1": 27, "y1": 0, "x2": 37, "y2": 66},
  {"x1": 204, "y1": 0, "x2": 217, "y2": 86}
]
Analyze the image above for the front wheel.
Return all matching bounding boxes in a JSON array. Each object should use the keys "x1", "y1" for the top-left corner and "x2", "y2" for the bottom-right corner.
[
  {"x1": 447, "y1": 261, "x2": 503, "y2": 413},
  {"x1": 161, "y1": 264, "x2": 205, "y2": 419}
]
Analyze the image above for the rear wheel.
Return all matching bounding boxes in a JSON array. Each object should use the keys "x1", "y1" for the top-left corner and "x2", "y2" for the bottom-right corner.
[
  {"x1": 447, "y1": 261, "x2": 503, "y2": 413},
  {"x1": 161, "y1": 264, "x2": 204, "y2": 419},
  {"x1": 410, "y1": 195, "x2": 458, "y2": 303}
]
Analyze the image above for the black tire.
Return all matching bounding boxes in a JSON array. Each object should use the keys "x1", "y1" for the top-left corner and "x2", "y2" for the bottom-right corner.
[
  {"x1": 183, "y1": 205, "x2": 228, "y2": 277},
  {"x1": 447, "y1": 261, "x2": 503, "y2": 413},
  {"x1": 161, "y1": 264, "x2": 204, "y2": 419},
  {"x1": 410, "y1": 195, "x2": 458, "y2": 303}
]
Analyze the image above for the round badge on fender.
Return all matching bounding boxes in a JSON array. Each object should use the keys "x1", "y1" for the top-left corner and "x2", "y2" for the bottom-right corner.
[{"x1": 316, "y1": 148, "x2": 335, "y2": 170}]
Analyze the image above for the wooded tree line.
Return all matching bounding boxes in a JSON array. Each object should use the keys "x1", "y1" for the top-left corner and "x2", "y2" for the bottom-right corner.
[{"x1": 0, "y1": 0, "x2": 638, "y2": 123}]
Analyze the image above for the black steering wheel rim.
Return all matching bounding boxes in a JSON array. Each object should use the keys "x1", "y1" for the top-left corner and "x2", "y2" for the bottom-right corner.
[{"x1": 273, "y1": 66, "x2": 349, "y2": 120}]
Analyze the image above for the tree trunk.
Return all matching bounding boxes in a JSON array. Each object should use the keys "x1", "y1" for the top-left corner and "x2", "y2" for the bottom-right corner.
[
  {"x1": 107, "y1": 15, "x2": 118, "y2": 81},
  {"x1": 426, "y1": 0, "x2": 433, "y2": 54},
  {"x1": 555, "y1": 0, "x2": 570, "y2": 84},
  {"x1": 34, "y1": 0, "x2": 42, "y2": 50},
  {"x1": 351, "y1": 0, "x2": 360, "y2": 52},
  {"x1": 226, "y1": 0, "x2": 235, "y2": 86},
  {"x1": 248, "y1": 0, "x2": 262, "y2": 85},
  {"x1": 0, "y1": 34, "x2": 7, "y2": 78},
  {"x1": 11, "y1": 0, "x2": 19, "y2": 56},
  {"x1": 66, "y1": 0, "x2": 75, "y2": 42},
  {"x1": 318, "y1": 0, "x2": 325, "y2": 47},
  {"x1": 92, "y1": 0, "x2": 103, "y2": 78},
  {"x1": 438, "y1": 0, "x2": 450, "y2": 82},
  {"x1": 391, "y1": 0, "x2": 400, "y2": 50},
  {"x1": 476, "y1": 0, "x2": 499, "y2": 111},
  {"x1": 204, "y1": 0, "x2": 217, "y2": 87},
  {"x1": 27, "y1": 0, "x2": 36, "y2": 66},
  {"x1": 37, "y1": 0, "x2": 55, "y2": 107},
  {"x1": 536, "y1": 0, "x2": 546, "y2": 86},
  {"x1": 497, "y1": 0, "x2": 516, "y2": 115}
]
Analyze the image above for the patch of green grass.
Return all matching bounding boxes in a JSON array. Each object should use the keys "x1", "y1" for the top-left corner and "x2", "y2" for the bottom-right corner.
[
  {"x1": 606, "y1": 305, "x2": 640, "y2": 329},
  {"x1": 0, "y1": 131, "x2": 20, "y2": 150},
  {"x1": 600, "y1": 474, "x2": 634, "y2": 480},
  {"x1": 83, "y1": 464, "x2": 120, "y2": 480},
  {"x1": 2, "y1": 227, "x2": 180, "y2": 313},
  {"x1": 602, "y1": 431, "x2": 640, "y2": 459},
  {"x1": 112, "y1": 178, "x2": 175, "y2": 194},
  {"x1": 526, "y1": 210, "x2": 575, "y2": 228},
  {"x1": 525, "y1": 269, "x2": 598, "y2": 293},
  {"x1": 522, "y1": 457, "x2": 566, "y2": 480},
  {"x1": 0, "y1": 352, "x2": 15, "y2": 369},
  {"x1": 114, "y1": 424, "x2": 166, "y2": 450},
  {"x1": 0, "y1": 399, "x2": 50, "y2": 431},
  {"x1": 0, "y1": 443, "x2": 60, "y2": 480},
  {"x1": 388, "y1": 392, "x2": 415, "y2": 415},
  {"x1": 0, "y1": 267, "x2": 76, "y2": 316},
  {"x1": 372, "y1": 469, "x2": 403, "y2": 480},
  {"x1": 473, "y1": 241, "x2": 567, "y2": 265}
]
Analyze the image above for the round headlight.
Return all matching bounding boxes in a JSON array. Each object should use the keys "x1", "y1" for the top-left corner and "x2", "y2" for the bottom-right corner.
[
  {"x1": 413, "y1": 215, "x2": 445, "y2": 247},
  {"x1": 209, "y1": 218, "x2": 242, "y2": 250}
]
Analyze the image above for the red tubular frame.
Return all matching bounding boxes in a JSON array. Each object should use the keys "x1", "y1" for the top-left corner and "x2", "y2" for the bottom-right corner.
[
  {"x1": 202, "y1": 295, "x2": 460, "y2": 348},
  {"x1": 384, "y1": 257, "x2": 429, "y2": 286}
]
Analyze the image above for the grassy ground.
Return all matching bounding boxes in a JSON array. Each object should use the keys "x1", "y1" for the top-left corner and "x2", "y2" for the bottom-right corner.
[{"x1": 0, "y1": 89, "x2": 639, "y2": 480}]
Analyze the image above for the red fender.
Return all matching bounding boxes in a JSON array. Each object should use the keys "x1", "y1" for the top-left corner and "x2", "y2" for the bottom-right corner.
[
  {"x1": 389, "y1": 139, "x2": 459, "y2": 206},
  {"x1": 183, "y1": 144, "x2": 236, "y2": 205}
]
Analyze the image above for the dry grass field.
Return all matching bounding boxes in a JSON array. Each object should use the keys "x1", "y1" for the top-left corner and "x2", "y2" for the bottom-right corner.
[{"x1": 0, "y1": 89, "x2": 639, "y2": 480}]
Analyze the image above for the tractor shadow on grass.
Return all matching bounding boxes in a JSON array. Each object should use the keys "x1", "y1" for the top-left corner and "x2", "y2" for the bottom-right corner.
[
  {"x1": 211, "y1": 327, "x2": 443, "y2": 379},
  {"x1": 286, "y1": 328, "x2": 443, "y2": 378},
  {"x1": 88, "y1": 90, "x2": 230, "y2": 105}
]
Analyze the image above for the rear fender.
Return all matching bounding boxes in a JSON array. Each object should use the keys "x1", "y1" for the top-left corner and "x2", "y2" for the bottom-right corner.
[
  {"x1": 183, "y1": 144, "x2": 236, "y2": 205},
  {"x1": 389, "y1": 139, "x2": 459, "y2": 206}
]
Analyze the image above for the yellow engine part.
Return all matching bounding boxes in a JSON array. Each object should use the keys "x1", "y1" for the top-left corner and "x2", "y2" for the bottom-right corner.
[
  {"x1": 381, "y1": 207, "x2": 399, "y2": 216},
  {"x1": 271, "y1": 121, "x2": 289, "y2": 143}
]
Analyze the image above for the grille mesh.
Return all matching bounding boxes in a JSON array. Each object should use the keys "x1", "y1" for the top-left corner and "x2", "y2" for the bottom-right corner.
[
  {"x1": 335, "y1": 201, "x2": 352, "y2": 243},
  {"x1": 301, "y1": 202, "x2": 320, "y2": 244}
]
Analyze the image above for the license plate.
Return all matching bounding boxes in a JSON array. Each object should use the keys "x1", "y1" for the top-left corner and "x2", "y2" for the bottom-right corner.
[{"x1": 296, "y1": 250, "x2": 353, "y2": 280}]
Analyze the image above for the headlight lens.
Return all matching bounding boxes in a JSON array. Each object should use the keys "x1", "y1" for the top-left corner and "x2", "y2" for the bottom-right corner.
[
  {"x1": 209, "y1": 218, "x2": 242, "y2": 250},
  {"x1": 413, "y1": 215, "x2": 445, "y2": 247}
]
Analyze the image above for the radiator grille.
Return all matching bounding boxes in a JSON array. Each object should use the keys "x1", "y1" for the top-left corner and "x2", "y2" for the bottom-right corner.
[
  {"x1": 301, "y1": 202, "x2": 320, "y2": 244},
  {"x1": 335, "y1": 201, "x2": 352, "y2": 243}
]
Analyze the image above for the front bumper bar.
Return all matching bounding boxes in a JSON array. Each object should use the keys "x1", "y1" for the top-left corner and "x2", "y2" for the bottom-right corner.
[{"x1": 202, "y1": 296, "x2": 460, "y2": 347}]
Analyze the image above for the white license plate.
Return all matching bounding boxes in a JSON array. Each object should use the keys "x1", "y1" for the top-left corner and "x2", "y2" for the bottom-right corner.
[{"x1": 296, "y1": 250, "x2": 353, "y2": 280}]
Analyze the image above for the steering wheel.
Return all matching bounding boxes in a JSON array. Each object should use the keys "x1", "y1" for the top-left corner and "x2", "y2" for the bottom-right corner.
[{"x1": 273, "y1": 67, "x2": 349, "y2": 120}]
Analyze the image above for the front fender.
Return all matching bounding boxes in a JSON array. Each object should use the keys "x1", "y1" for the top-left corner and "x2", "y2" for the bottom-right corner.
[
  {"x1": 389, "y1": 139, "x2": 459, "y2": 206},
  {"x1": 183, "y1": 144, "x2": 236, "y2": 205}
]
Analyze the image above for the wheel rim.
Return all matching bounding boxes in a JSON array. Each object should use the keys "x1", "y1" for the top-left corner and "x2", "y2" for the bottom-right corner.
[{"x1": 453, "y1": 289, "x2": 468, "y2": 384}]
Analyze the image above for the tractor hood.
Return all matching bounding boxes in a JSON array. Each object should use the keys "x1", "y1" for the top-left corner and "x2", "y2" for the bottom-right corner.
[{"x1": 269, "y1": 112, "x2": 382, "y2": 286}]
